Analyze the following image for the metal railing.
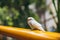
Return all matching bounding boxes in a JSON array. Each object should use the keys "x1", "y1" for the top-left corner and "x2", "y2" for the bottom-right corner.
[{"x1": 0, "y1": 26, "x2": 60, "y2": 40}]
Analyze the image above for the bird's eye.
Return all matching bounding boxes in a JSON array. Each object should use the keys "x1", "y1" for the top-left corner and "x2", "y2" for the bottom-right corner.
[{"x1": 29, "y1": 19, "x2": 32, "y2": 20}]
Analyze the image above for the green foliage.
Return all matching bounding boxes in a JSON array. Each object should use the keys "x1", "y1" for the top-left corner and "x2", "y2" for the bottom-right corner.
[
  {"x1": 57, "y1": 0, "x2": 60, "y2": 32},
  {"x1": 0, "y1": 0, "x2": 39, "y2": 29}
]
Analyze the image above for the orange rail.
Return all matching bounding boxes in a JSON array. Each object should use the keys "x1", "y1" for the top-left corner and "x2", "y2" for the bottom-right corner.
[{"x1": 0, "y1": 26, "x2": 60, "y2": 40}]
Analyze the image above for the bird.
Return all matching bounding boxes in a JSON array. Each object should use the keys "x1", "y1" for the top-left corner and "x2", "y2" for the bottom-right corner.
[{"x1": 27, "y1": 17, "x2": 45, "y2": 32}]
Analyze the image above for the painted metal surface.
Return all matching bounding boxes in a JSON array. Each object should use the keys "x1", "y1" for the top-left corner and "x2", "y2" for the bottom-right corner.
[{"x1": 0, "y1": 26, "x2": 60, "y2": 40}]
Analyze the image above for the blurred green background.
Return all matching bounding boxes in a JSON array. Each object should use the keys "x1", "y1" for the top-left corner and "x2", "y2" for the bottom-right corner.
[
  {"x1": 0, "y1": 0, "x2": 40, "y2": 29},
  {"x1": 0, "y1": 0, "x2": 59, "y2": 32}
]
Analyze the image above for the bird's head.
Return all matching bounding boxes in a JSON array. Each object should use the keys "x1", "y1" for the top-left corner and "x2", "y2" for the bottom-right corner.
[{"x1": 27, "y1": 17, "x2": 35, "y2": 21}]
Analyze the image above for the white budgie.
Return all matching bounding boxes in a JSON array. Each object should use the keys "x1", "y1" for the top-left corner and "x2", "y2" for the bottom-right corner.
[{"x1": 27, "y1": 17, "x2": 45, "y2": 32}]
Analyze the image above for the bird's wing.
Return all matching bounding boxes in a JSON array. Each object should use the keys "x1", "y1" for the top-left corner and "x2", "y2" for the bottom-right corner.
[
  {"x1": 33, "y1": 21, "x2": 45, "y2": 32},
  {"x1": 30, "y1": 20, "x2": 45, "y2": 31}
]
